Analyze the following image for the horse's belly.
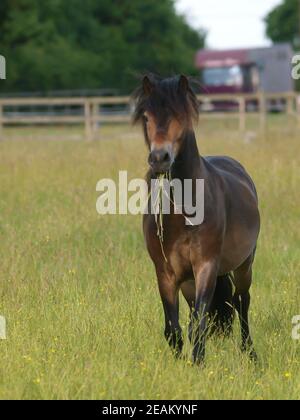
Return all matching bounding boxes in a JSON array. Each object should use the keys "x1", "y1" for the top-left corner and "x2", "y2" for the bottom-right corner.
[{"x1": 219, "y1": 218, "x2": 259, "y2": 274}]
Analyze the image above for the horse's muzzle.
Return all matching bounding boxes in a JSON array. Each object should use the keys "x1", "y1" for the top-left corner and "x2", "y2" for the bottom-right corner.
[{"x1": 148, "y1": 149, "x2": 173, "y2": 174}]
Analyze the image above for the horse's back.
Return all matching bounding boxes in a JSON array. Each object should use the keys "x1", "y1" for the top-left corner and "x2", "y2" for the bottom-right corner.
[{"x1": 204, "y1": 155, "x2": 258, "y2": 200}]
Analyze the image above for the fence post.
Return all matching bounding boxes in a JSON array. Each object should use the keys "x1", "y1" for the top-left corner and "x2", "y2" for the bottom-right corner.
[
  {"x1": 238, "y1": 97, "x2": 246, "y2": 132},
  {"x1": 92, "y1": 101, "x2": 98, "y2": 139},
  {"x1": 129, "y1": 99, "x2": 135, "y2": 119},
  {"x1": 286, "y1": 93, "x2": 294, "y2": 115},
  {"x1": 84, "y1": 100, "x2": 92, "y2": 141},
  {"x1": 259, "y1": 92, "x2": 266, "y2": 137},
  {"x1": 0, "y1": 102, "x2": 3, "y2": 141}
]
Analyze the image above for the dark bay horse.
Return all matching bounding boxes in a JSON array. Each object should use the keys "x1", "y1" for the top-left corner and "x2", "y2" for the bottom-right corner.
[{"x1": 133, "y1": 75, "x2": 260, "y2": 364}]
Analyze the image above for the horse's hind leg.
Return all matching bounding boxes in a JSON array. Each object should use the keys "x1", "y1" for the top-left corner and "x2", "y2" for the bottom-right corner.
[{"x1": 233, "y1": 252, "x2": 257, "y2": 361}]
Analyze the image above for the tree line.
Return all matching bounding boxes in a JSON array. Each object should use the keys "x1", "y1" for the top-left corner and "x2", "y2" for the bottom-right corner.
[{"x1": 0, "y1": 0, "x2": 205, "y2": 94}]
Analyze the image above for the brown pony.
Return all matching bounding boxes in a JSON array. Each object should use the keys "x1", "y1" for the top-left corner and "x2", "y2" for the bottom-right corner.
[{"x1": 133, "y1": 74, "x2": 260, "y2": 364}]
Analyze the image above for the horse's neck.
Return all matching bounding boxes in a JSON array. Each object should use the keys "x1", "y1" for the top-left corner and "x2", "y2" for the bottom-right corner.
[{"x1": 171, "y1": 130, "x2": 204, "y2": 180}]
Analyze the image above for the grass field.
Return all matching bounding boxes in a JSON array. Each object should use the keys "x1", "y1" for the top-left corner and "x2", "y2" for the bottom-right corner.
[{"x1": 0, "y1": 117, "x2": 299, "y2": 400}]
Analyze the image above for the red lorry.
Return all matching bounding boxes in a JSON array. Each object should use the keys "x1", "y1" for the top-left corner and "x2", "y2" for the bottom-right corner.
[{"x1": 195, "y1": 44, "x2": 294, "y2": 111}]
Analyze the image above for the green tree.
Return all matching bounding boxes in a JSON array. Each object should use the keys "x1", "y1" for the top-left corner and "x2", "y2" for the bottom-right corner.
[
  {"x1": 265, "y1": 0, "x2": 300, "y2": 48},
  {"x1": 0, "y1": 0, "x2": 205, "y2": 94},
  {"x1": 265, "y1": 0, "x2": 300, "y2": 89}
]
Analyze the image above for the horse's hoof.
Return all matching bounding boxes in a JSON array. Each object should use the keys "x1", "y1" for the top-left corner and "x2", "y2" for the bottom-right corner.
[
  {"x1": 249, "y1": 349, "x2": 258, "y2": 363},
  {"x1": 192, "y1": 355, "x2": 205, "y2": 367},
  {"x1": 174, "y1": 351, "x2": 183, "y2": 360},
  {"x1": 241, "y1": 345, "x2": 258, "y2": 363}
]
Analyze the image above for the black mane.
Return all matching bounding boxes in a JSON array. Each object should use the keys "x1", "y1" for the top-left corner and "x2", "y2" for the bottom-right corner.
[{"x1": 132, "y1": 74, "x2": 200, "y2": 126}]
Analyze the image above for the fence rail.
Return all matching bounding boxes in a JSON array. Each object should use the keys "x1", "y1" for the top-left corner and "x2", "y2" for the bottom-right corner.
[{"x1": 0, "y1": 91, "x2": 299, "y2": 140}]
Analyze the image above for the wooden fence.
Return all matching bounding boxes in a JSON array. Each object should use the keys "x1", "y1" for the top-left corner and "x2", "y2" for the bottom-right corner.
[{"x1": 0, "y1": 91, "x2": 299, "y2": 140}]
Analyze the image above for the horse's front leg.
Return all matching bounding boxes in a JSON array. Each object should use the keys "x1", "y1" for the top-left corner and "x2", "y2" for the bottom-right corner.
[
  {"x1": 189, "y1": 261, "x2": 218, "y2": 364},
  {"x1": 156, "y1": 270, "x2": 183, "y2": 358}
]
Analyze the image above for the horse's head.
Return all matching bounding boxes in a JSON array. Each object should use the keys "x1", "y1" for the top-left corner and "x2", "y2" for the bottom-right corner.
[{"x1": 133, "y1": 74, "x2": 199, "y2": 174}]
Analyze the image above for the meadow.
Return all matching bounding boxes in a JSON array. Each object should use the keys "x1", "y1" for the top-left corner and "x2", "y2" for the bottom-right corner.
[{"x1": 0, "y1": 116, "x2": 299, "y2": 400}]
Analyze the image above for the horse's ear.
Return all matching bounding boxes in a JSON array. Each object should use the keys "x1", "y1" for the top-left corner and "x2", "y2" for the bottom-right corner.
[
  {"x1": 178, "y1": 74, "x2": 189, "y2": 95},
  {"x1": 142, "y1": 75, "x2": 154, "y2": 95}
]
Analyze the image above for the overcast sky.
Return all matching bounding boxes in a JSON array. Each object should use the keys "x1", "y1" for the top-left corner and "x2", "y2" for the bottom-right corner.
[{"x1": 175, "y1": 0, "x2": 283, "y2": 49}]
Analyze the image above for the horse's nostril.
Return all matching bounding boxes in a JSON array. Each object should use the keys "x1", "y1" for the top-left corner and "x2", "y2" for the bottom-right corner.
[
  {"x1": 162, "y1": 152, "x2": 170, "y2": 162},
  {"x1": 149, "y1": 150, "x2": 171, "y2": 170},
  {"x1": 148, "y1": 153, "x2": 155, "y2": 165}
]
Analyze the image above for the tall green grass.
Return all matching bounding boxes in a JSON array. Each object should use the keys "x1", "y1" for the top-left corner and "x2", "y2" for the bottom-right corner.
[{"x1": 0, "y1": 117, "x2": 299, "y2": 399}]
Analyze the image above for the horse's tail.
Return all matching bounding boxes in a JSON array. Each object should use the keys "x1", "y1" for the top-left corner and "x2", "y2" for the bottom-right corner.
[{"x1": 209, "y1": 273, "x2": 235, "y2": 336}]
